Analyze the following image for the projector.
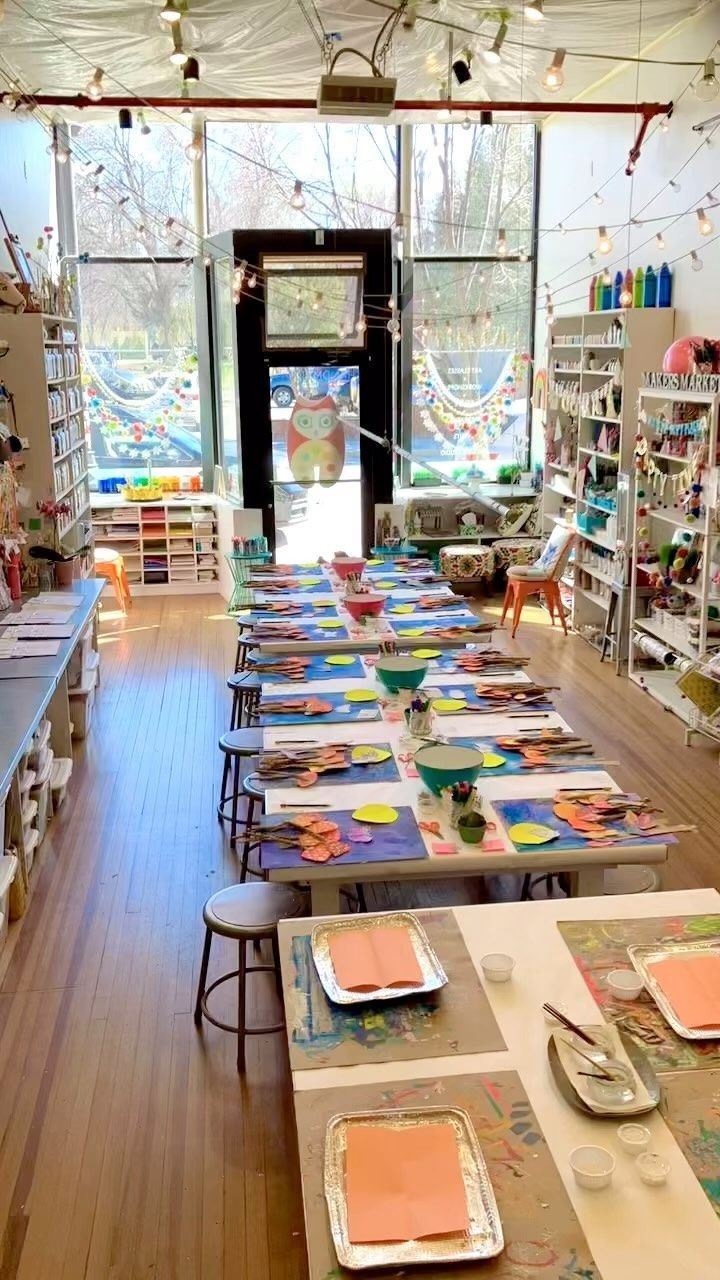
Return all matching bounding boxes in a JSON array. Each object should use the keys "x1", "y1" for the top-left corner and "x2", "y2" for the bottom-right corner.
[{"x1": 317, "y1": 73, "x2": 397, "y2": 117}]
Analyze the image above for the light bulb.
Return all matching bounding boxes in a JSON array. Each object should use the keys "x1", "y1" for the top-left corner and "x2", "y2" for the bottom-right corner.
[
  {"x1": 660, "y1": 115, "x2": 670, "y2": 132},
  {"x1": 185, "y1": 137, "x2": 202, "y2": 160},
  {"x1": 518, "y1": 247, "x2": 528, "y2": 262},
  {"x1": 697, "y1": 207, "x2": 713, "y2": 235},
  {"x1": 669, "y1": 179, "x2": 681, "y2": 193},
  {"x1": 557, "y1": 222, "x2": 566, "y2": 234},
  {"x1": 295, "y1": 289, "x2": 303, "y2": 306},
  {"x1": 445, "y1": 319, "x2": 452, "y2": 334},
  {"x1": 587, "y1": 251, "x2": 596, "y2": 264},
  {"x1": 387, "y1": 316, "x2": 400, "y2": 335},
  {"x1": 542, "y1": 49, "x2": 565, "y2": 92},
  {"x1": 388, "y1": 295, "x2": 396, "y2": 309},
  {"x1": 461, "y1": 114, "x2": 472, "y2": 130},
  {"x1": 524, "y1": 0, "x2": 544, "y2": 20},
  {"x1": 355, "y1": 316, "x2": 367, "y2": 334},
  {"x1": 392, "y1": 214, "x2": 405, "y2": 242},
  {"x1": 483, "y1": 310, "x2": 492, "y2": 327},
  {"x1": 138, "y1": 112, "x2": 151, "y2": 136},
  {"x1": 656, "y1": 232, "x2": 665, "y2": 250},
  {"x1": 85, "y1": 67, "x2": 104, "y2": 101},
  {"x1": 57, "y1": 143, "x2": 71, "y2": 164},
  {"x1": 247, "y1": 272, "x2": 256, "y2": 288},
  {"x1": 620, "y1": 288, "x2": 632, "y2": 308},
  {"x1": 391, "y1": 329, "x2": 401, "y2": 344},
  {"x1": 691, "y1": 250, "x2": 703, "y2": 272},
  {"x1": 311, "y1": 292, "x2": 322, "y2": 311},
  {"x1": 289, "y1": 179, "x2": 305, "y2": 210},
  {"x1": 169, "y1": 47, "x2": 189, "y2": 66},
  {"x1": 483, "y1": 21, "x2": 507, "y2": 64},
  {"x1": 546, "y1": 307, "x2": 555, "y2": 326},
  {"x1": 593, "y1": 192, "x2": 604, "y2": 205},
  {"x1": 338, "y1": 324, "x2": 347, "y2": 340},
  {"x1": 597, "y1": 225, "x2": 613, "y2": 254},
  {"x1": 696, "y1": 57, "x2": 719, "y2": 101},
  {"x1": 496, "y1": 228, "x2": 507, "y2": 256},
  {"x1": 160, "y1": 0, "x2": 183, "y2": 21}
]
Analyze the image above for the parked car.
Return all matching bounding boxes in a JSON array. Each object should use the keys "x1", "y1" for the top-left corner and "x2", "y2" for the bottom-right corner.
[{"x1": 270, "y1": 367, "x2": 357, "y2": 409}]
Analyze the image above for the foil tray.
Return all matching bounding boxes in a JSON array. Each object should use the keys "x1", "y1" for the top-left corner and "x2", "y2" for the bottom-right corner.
[
  {"x1": 628, "y1": 939, "x2": 720, "y2": 1040},
  {"x1": 311, "y1": 911, "x2": 448, "y2": 1005},
  {"x1": 323, "y1": 1106, "x2": 504, "y2": 1270}
]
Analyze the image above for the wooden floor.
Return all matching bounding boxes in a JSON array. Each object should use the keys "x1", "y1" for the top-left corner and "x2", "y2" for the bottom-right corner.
[{"x1": 0, "y1": 591, "x2": 718, "y2": 1279}]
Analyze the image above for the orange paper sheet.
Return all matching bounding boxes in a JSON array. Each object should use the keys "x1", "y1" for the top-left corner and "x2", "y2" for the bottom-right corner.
[
  {"x1": 345, "y1": 1123, "x2": 469, "y2": 1244},
  {"x1": 648, "y1": 953, "x2": 720, "y2": 1028},
  {"x1": 328, "y1": 927, "x2": 423, "y2": 992}
]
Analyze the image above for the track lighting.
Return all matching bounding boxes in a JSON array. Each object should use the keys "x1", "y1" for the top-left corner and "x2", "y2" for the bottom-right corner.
[
  {"x1": 290, "y1": 179, "x2": 305, "y2": 210},
  {"x1": 656, "y1": 232, "x2": 665, "y2": 250},
  {"x1": 160, "y1": 0, "x2": 183, "y2": 21},
  {"x1": 696, "y1": 207, "x2": 713, "y2": 235},
  {"x1": 169, "y1": 26, "x2": 189, "y2": 65},
  {"x1": 85, "y1": 67, "x2": 104, "y2": 101},
  {"x1": 183, "y1": 56, "x2": 200, "y2": 83},
  {"x1": 597, "y1": 226, "x2": 612, "y2": 254},
  {"x1": 480, "y1": 110, "x2": 493, "y2": 127},
  {"x1": 691, "y1": 250, "x2": 703, "y2": 272},
  {"x1": 542, "y1": 49, "x2": 565, "y2": 91},
  {"x1": 524, "y1": 0, "x2": 545, "y2": 21},
  {"x1": 483, "y1": 22, "x2": 507, "y2": 64},
  {"x1": 118, "y1": 108, "x2": 132, "y2": 130},
  {"x1": 496, "y1": 228, "x2": 507, "y2": 256},
  {"x1": 452, "y1": 49, "x2": 472, "y2": 85},
  {"x1": 695, "y1": 57, "x2": 719, "y2": 102}
]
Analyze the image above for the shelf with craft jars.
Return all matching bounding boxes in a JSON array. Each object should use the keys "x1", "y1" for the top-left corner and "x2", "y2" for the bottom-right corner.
[
  {"x1": 542, "y1": 307, "x2": 675, "y2": 652},
  {"x1": 628, "y1": 383, "x2": 720, "y2": 726}
]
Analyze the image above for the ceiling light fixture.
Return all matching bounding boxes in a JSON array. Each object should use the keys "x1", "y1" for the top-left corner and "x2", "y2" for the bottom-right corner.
[
  {"x1": 85, "y1": 67, "x2": 104, "y2": 101},
  {"x1": 160, "y1": 0, "x2": 183, "y2": 21},
  {"x1": 452, "y1": 49, "x2": 472, "y2": 85},
  {"x1": 525, "y1": 0, "x2": 545, "y2": 20},
  {"x1": 697, "y1": 207, "x2": 713, "y2": 235},
  {"x1": 483, "y1": 22, "x2": 507, "y2": 64},
  {"x1": 289, "y1": 179, "x2": 305, "y2": 209},
  {"x1": 696, "y1": 57, "x2": 719, "y2": 101},
  {"x1": 597, "y1": 225, "x2": 613, "y2": 254},
  {"x1": 542, "y1": 49, "x2": 566, "y2": 91}
]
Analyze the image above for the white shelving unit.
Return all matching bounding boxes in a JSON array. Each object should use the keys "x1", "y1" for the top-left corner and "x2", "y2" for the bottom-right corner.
[
  {"x1": 628, "y1": 383, "x2": 720, "y2": 721},
  {"x1": 0, "y1": 313, "x2": 92, "y2": 563},
  {"x1": 90, "y1": 494, "x2": 220, "y2": 593},
  {"x1": 543, "y1": 307, "x2": 675, "y2": 651}
]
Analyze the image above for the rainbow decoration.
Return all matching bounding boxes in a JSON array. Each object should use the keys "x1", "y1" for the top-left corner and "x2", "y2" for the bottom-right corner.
[{"x1": 413, "y1": 350, "x2": 530, "y2": 462}]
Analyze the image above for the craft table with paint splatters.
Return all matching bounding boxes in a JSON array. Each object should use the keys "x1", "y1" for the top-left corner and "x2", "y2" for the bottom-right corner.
[{"x1": 279, "y1": 887, "x2": 720, "y2": 1280}]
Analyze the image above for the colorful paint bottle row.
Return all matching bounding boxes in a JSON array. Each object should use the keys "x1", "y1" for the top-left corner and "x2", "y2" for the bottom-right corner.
[{"x1": 588, "y1": 264, "x2": 672, "y2": 311}]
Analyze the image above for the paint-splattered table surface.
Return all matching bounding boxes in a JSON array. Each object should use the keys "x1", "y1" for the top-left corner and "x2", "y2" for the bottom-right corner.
[{"x1": 280, "y1": 888, "x2": 720, "y2": 1280}]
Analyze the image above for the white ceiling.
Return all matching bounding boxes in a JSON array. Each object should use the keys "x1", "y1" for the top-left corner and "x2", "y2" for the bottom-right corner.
[{"x1": 0, "y1": 0, "x2": 712, "y2": 119}]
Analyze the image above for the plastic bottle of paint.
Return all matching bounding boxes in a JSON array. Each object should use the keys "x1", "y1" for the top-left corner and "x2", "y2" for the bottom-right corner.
[
  {"x1": 594, "y1": 275, "x2": 604, "y2": 311},
  {"x1": 658, "y1": 263, "x2": 673, "y2": 307},
  {"x1": 643, "y1": 265, "x2": 657, "y2": 308},
  {"x1": 588, "y1": 276, "x2": 597, "y2": 311},
  {"x1": 633, "y1": 266, "x2": 645, "y2": 308},
  {"x1": 612, "y1": 270, "x2": 623, "y2": 309}
]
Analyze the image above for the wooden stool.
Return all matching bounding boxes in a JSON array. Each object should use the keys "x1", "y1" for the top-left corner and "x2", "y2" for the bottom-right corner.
[
  {"x1": 95, "y1": 547, "x2": 132, "y2": 613},
  {"x1": 194, "y1": 882, "x2": 305, "y2": 1071},
  {"x1": 227, "y1": 672, "x2": 262, "y2": 729}
]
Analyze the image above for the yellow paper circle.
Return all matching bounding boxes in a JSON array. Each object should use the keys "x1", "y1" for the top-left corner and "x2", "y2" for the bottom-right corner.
[
  {"x1": 351, "y1": 803, "x2": 399, "y2": 824},
  {"x1": 316, "y1": 619, "x2": 344, "y2": 629},
  {"x1": 345, "y1": 689, "x2": 378, "y2": 703},
  {"x1": 508, "y1": 822, "x2": 559, "y2": 846},
  {"x1": 412, "y1": 648, "x2": 441, "y2": 659},
  {"x1": 397, "y1": 628, "x2": 425, "y2": 637},
  {"x1": 375, "y1": 580, "x2": 397, "y2": 589},
  {"x1": 351, "y1": 745, "x2": 392, "y2": 764},
  {"x1": 366, "y1": 559, "x2": 384, "y2": 567},
  {"x1": 390, "y1": 604, "x2": 414, "y2": 614},
  {"x1": 300, "y1": 562, "x2": 320, "y2": 568},
  {"x1": 326, "y1": 654, "x2": 355, "y2": 666},
  {"x1": 312, "y1": 600, "x2": 334, "y2": 609},
  {"x1": 298, "y1": 576, "x2": 322, "y2": 586},
  {"x1": 431, "y1": 698, "x2": 467, "y2": 713},
  {"x1": 481, "y1": 752, "x2": 507, "y2": 769}
]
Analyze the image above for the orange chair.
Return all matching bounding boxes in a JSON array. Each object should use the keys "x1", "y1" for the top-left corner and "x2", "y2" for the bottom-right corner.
[
  {"x1": 95, "y1": 546, "x2": 132, "y2": 613},
  {"x1": 501, "y1": 527, "x2": 575, "y2": 639}
]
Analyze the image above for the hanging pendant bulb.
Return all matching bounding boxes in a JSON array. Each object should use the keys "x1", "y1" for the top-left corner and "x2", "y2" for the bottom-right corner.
[
  {"x1": 185, "y1": 135, "x2": 203, "y2": 161},
  {"x1": 247, "y1": 272, "x2": 257, "y2": 289},
  {"x1": 169, "y1": 26, "x2": 189, "y2": 64},
  {"x1": 387, "y1": 315, "x2": 400, "y2": 335},
  {"x1": 518, "y1": 247, "x2": 528, "y2": 262},
  {"x1": 289, "y1": 179, "x2": 305, "y2": 210},
  {"x1": 597, "y1": 225, "x2": 613, "y2": 255},
  {"x1": 525, "y1": 0, "x2": 544, "y2": 20},
  {"x1": 496, "y1": 228, "x2": 507, "y2": 256},
  {"x1": 118, "y1": 108, "x2": 133, "y2": 130},
  {"x1": 696, "y1": 57, "x2": 719, "y2": 101},
  {"x1": 669, "y1": 179, "x2": 681, "y2": 193},
  {"x1": 138, "y1": 111, "x2": 151, "y2": 136},
  {"x1": 691, "y1": 250, "x2": 703, "y2": 272},
  {"x1": 593, "y1": 191, "x2": 604, "y2": 205},
  {"x1": 697, "y1": 207, "x2": 713, "y2": 235},
  {"x1": 355, "y1": 316, "x2": 367, "y2": 334},
  {"x1": 655, "y1": 232, "x2": 665, "y2": 250},
  {"x1": 392, "y1": 213, "x2": 405, "y2": 242},
  {"x1": 660, "y1": 115, "x2": 670, "y2": 132},
  {"x1": 85, "y1": 67, "x2": 104, "y2": 101},
  {"x1": 483, "y1": 21, "x2": 507, "y2": 64},
  {"x1": 311, "y1": 291, "x2": 322, "y2": 312},
  {"x1": 160, "y1": 0, "x2": 183, "y2": 22},
  {"x1": 183, "y1": 56, "x2": 200, "y2": 83},
  {"x1": 542, "y1": 49, "x2": 566, "y2": 92},
  {"x1": 391, "y1": 329, "x2": 402, "y2": 344},
  {"x1": 557, "y1": 222, "x2": 566, "y2": 234}
]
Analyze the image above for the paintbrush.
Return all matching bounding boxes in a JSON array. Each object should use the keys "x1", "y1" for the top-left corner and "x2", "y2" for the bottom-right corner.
[
  {"x1": 560, "y1": 1040, "x2": 615, "y2": 1080},
  {"x1": 543, "y1": 1003, "x2": 598, "y2": 1046},
  {"x1": 278, "y1": 802, "x2": 331, "y2": 809}
]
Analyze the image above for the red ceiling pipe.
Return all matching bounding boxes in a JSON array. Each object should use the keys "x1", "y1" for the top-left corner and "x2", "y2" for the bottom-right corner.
[{"x1": 29, "y1": 94, "x2": 671, "y2": 117}]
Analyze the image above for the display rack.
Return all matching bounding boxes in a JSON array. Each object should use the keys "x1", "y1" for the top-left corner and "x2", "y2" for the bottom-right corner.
[
  {"x1": 628, "y1": 384, "x2": 720, "y2": 725},
  {"x1": 542, "y1": 307, "x2": 675, "y2": 651},
  {"x1": 0, "y1": 313, "x2": 92, "y2": 563},
  {"x1": 90, "y1": 493, "x2": 219, "y2": 593}
]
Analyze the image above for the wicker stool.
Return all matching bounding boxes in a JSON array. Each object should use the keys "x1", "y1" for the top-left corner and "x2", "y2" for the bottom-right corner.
[
  {"x1": 194, "y1": 882, "x2": 305, "y2": 1072},
  {"x1": 227, "y1": 672, "x2": 262, "y2": 730},
  {"x1": 218, "y1": 728, "x2": 263, "y2": 839}
]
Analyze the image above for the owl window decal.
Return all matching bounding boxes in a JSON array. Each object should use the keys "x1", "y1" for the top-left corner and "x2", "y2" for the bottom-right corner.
[{"x1": 286, "y1": 395, "x2": 346, "y2": 488}]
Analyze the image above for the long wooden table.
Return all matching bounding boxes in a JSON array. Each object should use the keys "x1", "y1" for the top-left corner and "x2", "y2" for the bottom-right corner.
[{"x1": 279, "y1": 887, "x2": 720, "y2": 1280}]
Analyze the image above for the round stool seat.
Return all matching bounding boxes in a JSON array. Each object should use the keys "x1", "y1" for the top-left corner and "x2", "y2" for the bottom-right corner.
[
  {"x1": 242, "y1": 772, "x2": 270, "y2": 801},
  {"x1": 219, "y1": 728, "x2": 263, "y2": 756},
  {"x1": 227, "y1": 671, "x2": 262, "y2": 692},
  {"x1": 203, "y1": 882, "x2": 304, "y2": 940},
  {"x1": 604, "y1": 865, "x2": 661, "y2": 895}
]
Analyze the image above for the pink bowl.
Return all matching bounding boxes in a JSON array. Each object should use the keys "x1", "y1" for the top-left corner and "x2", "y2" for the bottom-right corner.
[
  {"x1": 344, "y1": 592, "x2": 385, "y2": 621},
  {"x1": 332, "y1": 556, "x2": 367, "y2": 581}
]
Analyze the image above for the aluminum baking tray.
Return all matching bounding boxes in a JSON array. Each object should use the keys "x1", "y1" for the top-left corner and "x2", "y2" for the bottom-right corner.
[
  {"x1": 628, "y1": 939, "x2": 720, "y2": 1040},
  {"x1": 311, "y1": 911, "x2": 448, "y2": 1005},
  {"x1": 324, "y1": 1106, "x2": 504, "y2": 1270}
]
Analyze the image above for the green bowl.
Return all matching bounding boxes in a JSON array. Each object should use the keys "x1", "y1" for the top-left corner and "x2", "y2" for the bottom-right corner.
[
  {"x1": 414, "y1": 743, "x2": 485, "y2": 795},
  {"x1": 458, "y1": 813, "x2": 488, "y2": 845},
  {"x1": 375, "y1": 655, "x2": 428, "y2": 693}
]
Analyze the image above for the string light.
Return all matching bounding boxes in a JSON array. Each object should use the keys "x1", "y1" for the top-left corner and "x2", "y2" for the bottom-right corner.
[
  {"x1": 601, "y1": 269, "x2": 612, "y2": 286},
  {"x1": 387, "y1": 315, "x2": 400, "y2": 335},
  {"x1": 85, "y1": 67, "x2": 104, "y2": 101},
  {"x1": 338, "y1": 323, "x2": 347, "y2": 340},
  {"x1": 691, "y1": 250, "x2": 703, "y2": 271},
  {"x1": 461, "y1": 115, "x2": 472, "y2": 130},
  {"x1": 295, "y1": 289, "x2": 303, "y2": 307},
  {"x1": 183, "y1": 56, "x2": 200, "y2": 83},
  {"x1": 542, "y1": 49, "x2": 566, "y2": 92},
  {"x1": 483, "y1": 22, "x2": 507, "y2": 65},
  {"x1": 620, "y1": 287, "x2": 633, "y2": 308},
  {"x1": 660, "y1": 115, "x2": 670, "y2": 132},
  {"x1": 705, "y1": 191, "x2": 720, "y2": 207},
  {"x1": 524, "y1": 0, "x2": 545, "y2": 21},
  {"x1": 391, "y1": 329, "x2": 401, "y2": 344},
  {"x1": 482, "y1": 310, "x2": 492, "y2": 327},
  {"x1": 592, "y1": 192, "x2": 604, "y2": 205},
  {"x1": 587, "y1": 251, "x2": 596, "y2": 264},
  {"x1": 597, "y1": 225, "x2": 613, "y2": 254},
  {"x1": 138, "y1": 112, "x2": 151, "y2": 136},
  {"x1": 669, "y1": 179, "x2": 681, "y2": 192},
  {"x1": 289, "y1": 179, "x2": 305, "y2": 210},
  {"x1": 655, "y1": 231, "x2": 665, "y2": 250},
  {"x1": 518, "y1": 247, "x2": 529, "y2": 262},
  {"x1": 160, "y1": 0, "x2": 183, "y2": 22},
  {"x1": 496, "y1": 228, "x2": 507, "y2": 256},
  {"x1": 557, "y1": 222, "x2": 566, "y2": 234},
  {"x1": 695, "y1": 57, "x2": 719, "y2": 101},
  {"x1": 696, "y1": 207, "x2": 713, "y2": 235},
  {"x1": 355, "y1": 315, "x2": 367, "y2": 334},
  {"x1": 247, "y1": 272, "x2": 257, "y2": 288},
  {"x1": 118, "y1": 108, "x2": 132, "y2": 130},
  {"x1": 392, "y1": 213, "x2": 405, "y2": 242},
  {"x1": 185, "y1": 136, "x2": 203, "y2": 161},
  {"x1": 169, "y1": 27, "x2": 189, "y2": 65},
  {"x1": 452, "y1": 49, "x2": 472, "y2": 85},
  {"x1": 311, "y1": 291, "x2": 323, "y2": 311}
]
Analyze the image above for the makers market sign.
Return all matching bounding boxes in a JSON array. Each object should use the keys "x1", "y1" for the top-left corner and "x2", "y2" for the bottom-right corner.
[{"x1": 643, "y1": 371, "x2": 720, "y2": 393}]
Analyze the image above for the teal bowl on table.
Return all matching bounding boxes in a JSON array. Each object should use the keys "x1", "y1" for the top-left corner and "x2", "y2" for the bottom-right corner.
[
  {"x1": 414, "y1": 743, "x2": 485, "y2": 795},
  {"x1": 375, "y1": 655, "x2": 428, "y2": 693}
]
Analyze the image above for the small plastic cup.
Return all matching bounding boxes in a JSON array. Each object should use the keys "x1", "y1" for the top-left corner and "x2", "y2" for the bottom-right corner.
[
  {"x1": 617, "y1": 1123, "x2": 651, "y2": 1154},
  {"x1": 607, "y1": 969, "x2": 644, "y2": 1000},
  {"x1": 480, "y1": 953, "x2": 514, "y2": 983},
  {"x1": 569, "y1": 1145, "x2": 615, "y2": 1190},
  {"x1": 636, "y1": 1152, "x2": 670, "y2": 1186}
]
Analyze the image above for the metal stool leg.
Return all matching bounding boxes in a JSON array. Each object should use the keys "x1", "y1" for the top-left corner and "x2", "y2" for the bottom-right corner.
[
  {"x1": 237, "y1": 939, "x2": 247, "y2": 1072},
  {"x1": 271, "y1": 931, "x2": 282, "y2": 998},
  {"x1": 218, "y1": 752, "x2": 231, "y2": 821},
  {"x1": 229, "y1": 754, "x2": 241, "y2": 845},
  {"x1": 194, "y1": 927, "x2": 213, "y2": 1027},
  {"x1": 240, "y1": 795, "x2": 257, "y2": 879},
  {"x1": 230, "y1": 689, "x2": 241, "y2": 731}
]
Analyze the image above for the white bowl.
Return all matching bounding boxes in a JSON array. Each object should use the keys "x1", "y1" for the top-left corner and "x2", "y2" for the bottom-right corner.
[
  {"x1": 569, "y1": 1145, "x2": 615, "y2": 1190},
  {"x1": 617, "y1": 1123, "x2": 651, "y2": 1154},
  {"x1": 607, "y1": 969, "x2": 644, "y2": 1000},
  {"x1": 636, "y1": 1152, "x2": 670, "y2": 1186},
  {"x1": 480, "y1": 953, "x2": 514, "y2": 983}
]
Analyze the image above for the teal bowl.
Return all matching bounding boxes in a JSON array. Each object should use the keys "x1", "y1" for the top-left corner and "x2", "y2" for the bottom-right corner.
[
  {"x1": 414, "y1": 743, "x2": 485, "y2": 795},
  {"x1": 375, "y1": 656, "x2": 428, "y2": 693}
]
